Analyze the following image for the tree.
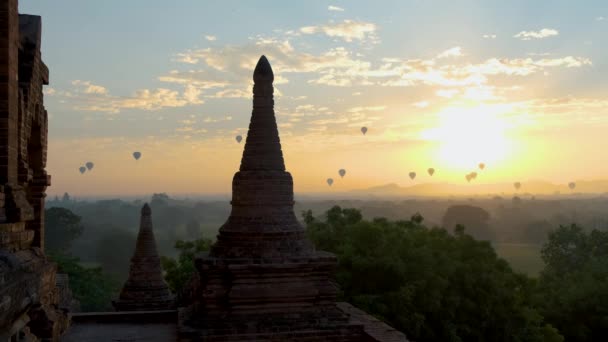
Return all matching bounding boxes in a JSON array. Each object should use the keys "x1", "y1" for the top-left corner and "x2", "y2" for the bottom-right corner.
[
  {"x1": 305, "y1": 206, "x2": 562, "y2": 342},
  {"x1": 61, "y1": 192, "x2": 71, "y2": 203},
  {"x1": 535, "y1": 225, "x2": 608, "y2": 341},
  {"x1": 160, "y1": 238, "x2": 213, "y2": 297},
  {"x1": 151, "y1": 193, "x2": 170, "y2": 208},
  {"x1": 49, "y1": 252, "x2": 120, "y2": 312},
  {"x1": 442, "y1": 205, "x2": 494, "y2": 241},
  {"x1": 45, "y1": 207, "x2": 85, "y2": 252}
]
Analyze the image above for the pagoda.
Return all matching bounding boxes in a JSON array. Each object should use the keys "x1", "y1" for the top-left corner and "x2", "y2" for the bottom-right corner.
[
  {"x1": 113, "y1": 203, "x2": 173, "y2": 311},
  {"x1": 179, "y1": 56, "x2": 365, "y2": 341}
]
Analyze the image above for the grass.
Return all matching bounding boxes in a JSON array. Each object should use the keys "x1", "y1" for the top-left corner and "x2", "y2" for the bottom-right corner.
[{"x1": 493, "y1": 243, "x2": 544, "y2": 277}]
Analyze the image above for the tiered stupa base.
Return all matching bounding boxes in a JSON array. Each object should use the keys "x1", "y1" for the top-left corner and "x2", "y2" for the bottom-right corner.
[{"x1": 178, "y1": 252, "x2": 365, "y2": 341}]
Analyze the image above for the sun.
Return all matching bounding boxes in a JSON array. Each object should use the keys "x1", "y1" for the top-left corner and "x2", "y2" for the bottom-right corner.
[{"x1": 420, "y1": 103, "x2": 515, "y2": 172}]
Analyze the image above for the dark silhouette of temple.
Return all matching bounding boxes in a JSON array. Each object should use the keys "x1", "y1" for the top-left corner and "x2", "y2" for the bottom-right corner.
[
  {"x1": 176, "y1": 55, "x2": 374, "y2": 341},
  {"x1": 113, "y1": 203, "x2": 173, "y2": 311}
]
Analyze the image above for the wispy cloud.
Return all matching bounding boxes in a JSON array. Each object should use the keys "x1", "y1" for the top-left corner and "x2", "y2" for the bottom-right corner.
[
  {"x1": 300, "y1": 20, "x2": 378, "y2": 42},
  {"x1": 204, "y1": 35, "x2": 217, "y2": 41},
  {"x1": 514, "y1": 28, "x2": 559, "y2": 40},
  {"x1": 436, "y1": 46, "x2": 463, "y2": 59},
  {"x1": 483, "y1": 34, "x2": 497, "y2": 39},
  {"x1": 596, "y1": 16, "x2": 605, "y2": 21},
  {"x1": 328, "y1": 5, "x2": 345, "y2": 12},
  {"x1": 65, "y1": 81, "x2": 204, "y2": 113},
  {"x1": 71, "y1": 80, "x2": 108, "y2": 94}
]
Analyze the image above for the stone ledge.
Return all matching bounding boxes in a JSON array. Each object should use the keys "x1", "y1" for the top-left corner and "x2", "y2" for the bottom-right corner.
[{"x1": 337, "y1": 302, "x2": 409, "y2": 342}]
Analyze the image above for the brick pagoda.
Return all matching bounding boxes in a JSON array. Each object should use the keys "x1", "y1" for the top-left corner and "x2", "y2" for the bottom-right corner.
[
  {"x1": 178, "y1": 56, "x2": 366, "y2": 341},
  {"x1": 113, "y1": 203, "x2": 173, "y2": 311}
]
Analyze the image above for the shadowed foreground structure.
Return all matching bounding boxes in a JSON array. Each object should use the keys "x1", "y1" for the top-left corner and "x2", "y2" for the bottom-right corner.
[
  {"x1": 177, "y1": 56, "x2": 408, "y2": 341},
  {"x1": 0, "y1": 0, "x2": 73, "y2": 340}
]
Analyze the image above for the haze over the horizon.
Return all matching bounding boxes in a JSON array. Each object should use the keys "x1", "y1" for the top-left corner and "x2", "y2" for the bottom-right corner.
[{"x1": 22, "y1": 0, "x2": 608, "y2": 196}]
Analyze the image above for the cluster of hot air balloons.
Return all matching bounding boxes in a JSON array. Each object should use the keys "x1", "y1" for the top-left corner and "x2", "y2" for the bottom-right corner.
[
  {"x1": 462, "y1": 162, "x2": 487, "y2": 183},
  {"x1": 78, "y1": 161, "x2": 94, "y2": 174},
  {"x1": 79, "y1": 151, "x2": 141, "y2": 175},
  {"x1": 327, "y1": 169, "x2": 347, "y2": 187}
]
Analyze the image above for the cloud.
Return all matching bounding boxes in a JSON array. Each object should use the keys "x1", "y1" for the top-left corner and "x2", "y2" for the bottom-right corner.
[
  {"x1": 43, "y1": 87, "x2": 56, "y2": 96},
  {"x1": 203, "y1": 116, "x2": 232, "y2": 123},
  {"x1": 347, "y1": 106, "x2": 386, "y2": 113},
  {"x1": 328, "y1": 5, "x2": 345, "y2": 12},
  {"x1": 483, "y1": 34, "x2": 497, "y2": 39},
  {"x1": 436, "y1": 46, "x2": 464, "y2": 59},
  {"x1": 300, "y1": 20, "x2": 378, "y2": 42},
  {"x1": 72, "y1": 80, "x2": 108, "y2": 94},
  {"x1": 173, "y1": 38, "x2": 591, "y2": 94},
  {"x1": 64, "y1": 81, "x2": 205, "y2": 113},
  {"x1": 596, "y1": 16, "x2": 605, "y2": 21},
  {"x1": 513, "y1": 28, "x2": 559, "y2": 40},
  {"x1": 205, "y1": 35, "x2": 217, "y2": 41}
]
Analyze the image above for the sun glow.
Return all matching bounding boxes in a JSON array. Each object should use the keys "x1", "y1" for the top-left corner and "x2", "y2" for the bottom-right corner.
[{"x1": 421, "y1": 103, "x2": 515, "y2": 172}]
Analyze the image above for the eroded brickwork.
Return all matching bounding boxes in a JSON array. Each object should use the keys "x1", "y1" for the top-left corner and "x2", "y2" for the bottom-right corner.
[
  {"x1": 0, "y1": 1, "x2": 69, "y2": 340},
  {"x1": 179, "y1": 56, "x2": 367, "y2": 341}
]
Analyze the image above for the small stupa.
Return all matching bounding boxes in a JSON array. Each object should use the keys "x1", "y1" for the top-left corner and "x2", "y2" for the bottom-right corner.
[{"x1": 113, "y1": 203, "x2": 173, "y2": 311}]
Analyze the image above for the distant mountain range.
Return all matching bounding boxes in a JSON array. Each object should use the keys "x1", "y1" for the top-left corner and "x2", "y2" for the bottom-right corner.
[{"x1": 347, "y1": 180, "x2": 608, "y2": 197}]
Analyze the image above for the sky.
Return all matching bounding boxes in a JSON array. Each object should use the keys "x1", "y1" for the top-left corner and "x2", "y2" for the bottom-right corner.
[{"x1": 20, "y1": 0, "x2": 608, "y2": 197}]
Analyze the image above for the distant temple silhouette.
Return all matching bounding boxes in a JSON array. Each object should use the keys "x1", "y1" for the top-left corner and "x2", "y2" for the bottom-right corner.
[{"x1": 113, "y1": 203, "x2": 173, "y2": 311}]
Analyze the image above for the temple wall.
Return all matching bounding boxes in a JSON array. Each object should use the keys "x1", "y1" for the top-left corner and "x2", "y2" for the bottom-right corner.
[{"x1": 0, "y1": 1, "x2": 69, "y2": 341}]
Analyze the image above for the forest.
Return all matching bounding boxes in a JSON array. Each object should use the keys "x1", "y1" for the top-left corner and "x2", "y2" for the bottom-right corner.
[{"x1": 45, "y1": 193, "x2": 608, "y2": 341}]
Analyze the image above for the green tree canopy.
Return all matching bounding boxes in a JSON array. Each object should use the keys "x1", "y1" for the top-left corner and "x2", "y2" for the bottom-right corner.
[
  {"x1": 442, "y1": 204, "x2": 494, "y2": 241},
  {"x1": 161, "y1": 238, "x2": 213, "y2": 296},
  {"x1": 535, "y1": 224, "x2": 608, "y2": 341},
  {"x1": 49, "y1": 252, "x2": 120, "y2": 312},
  {"x1": 305, "y1": 205, "x2": 562, "y2": 342}
]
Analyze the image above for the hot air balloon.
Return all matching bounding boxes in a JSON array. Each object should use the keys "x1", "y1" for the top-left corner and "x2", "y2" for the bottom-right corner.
[
  {"x1": 79, "y1": 166, "x2": 86, "y2": 174},
  {"x1": 339, "y1": 169, "x2": 346, "y2": 178},
  {"x1": 465, "y1": 174, "x2": 472, "y2": 182},
  {"x1": 514, "y1": 182, "x2": 521, "y2": 190},
  {"x1": 327, "y1": 178, "x2": 334, "y2": 186},
  {"x1": 236, "y1": 135, "x2": 243, "y2": 143},
  {"x1": 427, "y1": 168, "x2": 435, "y2": 176},
  {"x1": 470, "y1": 172, "x2": 478, "y2": 179},
  {"x1": 478, "y1": 163, "x2": 485, "y2": 170},
  {"x1": 360, "y1": 127, "x2": 368, "y2": 135},
  {"x1": 568, "y1": 182, "x2": 576, "y2": 190},
  {"x1": 85, "y1": 162, "x2": 94, "y2": 170},
  {"x1": 409, "y1": 172, "x2": 416, "y2": 180},
  {"x1": 133, "y1": 151, "x2": 141, "y2": 160}
]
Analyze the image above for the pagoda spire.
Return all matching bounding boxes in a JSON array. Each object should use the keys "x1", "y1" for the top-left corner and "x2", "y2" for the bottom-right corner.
[
  {"x1": 209, "y1": 55, "x2": 313, "y2": 260},
  {"x1": 113, "y1": 203, "x2": 173, "y2": 311},
  {"x1": 239, "y1": 55, "x2": 285, "y2": 171}
]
